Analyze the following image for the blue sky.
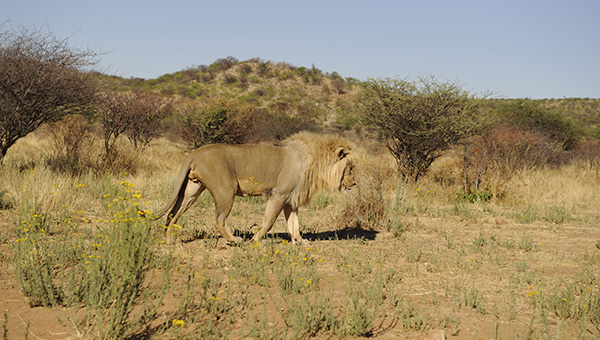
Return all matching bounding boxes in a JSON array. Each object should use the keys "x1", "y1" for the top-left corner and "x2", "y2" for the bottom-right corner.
[{"x1": 3, "y1": 0, "x2": 599, "y2": 99}]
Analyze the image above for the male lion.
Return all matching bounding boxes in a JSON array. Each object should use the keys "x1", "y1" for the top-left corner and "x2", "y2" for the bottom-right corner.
[{"x1": 155, "y1": 131, "x2": 355, "y2": 245}]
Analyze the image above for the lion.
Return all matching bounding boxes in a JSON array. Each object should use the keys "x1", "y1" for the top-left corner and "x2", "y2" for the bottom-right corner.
[{"x1": 154, "y1": 131, "x2": 356, "y2": 245}]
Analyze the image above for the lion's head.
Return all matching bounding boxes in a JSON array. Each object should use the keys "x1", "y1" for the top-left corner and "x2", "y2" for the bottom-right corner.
[{"x1": 339, "y1": 158, "x2": 356, "y2": 193}]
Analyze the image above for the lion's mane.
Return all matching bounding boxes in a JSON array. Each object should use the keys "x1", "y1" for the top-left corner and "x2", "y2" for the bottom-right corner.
[{"x1": 282, "y1": 132, "x2": 354, "y2": 208}]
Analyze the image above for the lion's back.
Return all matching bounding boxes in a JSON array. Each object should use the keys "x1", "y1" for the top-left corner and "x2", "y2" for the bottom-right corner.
[{"x1": 189, "y1": 143, "x2": 304, "y2": 190}]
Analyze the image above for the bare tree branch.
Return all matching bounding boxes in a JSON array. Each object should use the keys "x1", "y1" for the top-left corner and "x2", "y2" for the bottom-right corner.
[{"x1": 0, "y1": 23, "x2": 101, "y2": 164}]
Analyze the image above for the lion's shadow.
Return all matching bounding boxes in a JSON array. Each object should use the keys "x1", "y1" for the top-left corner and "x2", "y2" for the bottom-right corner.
[
  {"x1": 235, "y1": 227, "x2": 378, "y2": 243},
  {"x1": 179, "y1": 228, "x2": 378, "y2": 245}
]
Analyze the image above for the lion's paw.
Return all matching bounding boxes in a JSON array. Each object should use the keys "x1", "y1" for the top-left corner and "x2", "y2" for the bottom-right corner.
[
  {"x1": 293, "y1": 237, "x2": 311, "y2": 246},
  {"x1": 228, "y1": 236, "x2": 244, "y2": 246}
]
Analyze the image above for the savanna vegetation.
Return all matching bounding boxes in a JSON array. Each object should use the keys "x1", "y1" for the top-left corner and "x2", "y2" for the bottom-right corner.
[{"x1": 1, "y1": 25, "x2": 600, "y2": 339}]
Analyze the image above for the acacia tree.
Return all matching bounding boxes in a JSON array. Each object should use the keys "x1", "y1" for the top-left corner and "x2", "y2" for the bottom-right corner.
[
  {"x1": 0, "y1": 24, "x2": 99, "y2": 164},
  {"x1": 356, "y1": 77, "x2": 487, "y2": 182}
]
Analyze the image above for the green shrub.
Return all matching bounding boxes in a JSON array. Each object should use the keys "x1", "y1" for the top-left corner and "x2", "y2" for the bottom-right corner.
[
  {"x1": 11, "y1": 181, "x2": 172, "y2": 339},
  {"x1": 493, "y1": 99, "x2": 580, "y2": 150},
  {"x1": 177, "y1": 97, "x2": 261, "y2": 148},
  {"x1": 280, "y1": 293, "x2": 338, "y2": 338},
  {"x1": 211, "y1": 56, "x2": 238, "y2": 71},
  {"x1": 458, "y1": 187, "x2": 493, "y2": 203}
]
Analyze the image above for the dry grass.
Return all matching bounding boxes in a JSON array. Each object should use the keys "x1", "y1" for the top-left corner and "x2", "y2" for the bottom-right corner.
[{"x1": 1, "y1": 132, "x2": 600, "y2": 339}]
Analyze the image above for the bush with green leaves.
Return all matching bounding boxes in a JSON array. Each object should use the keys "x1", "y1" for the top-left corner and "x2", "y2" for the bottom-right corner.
[
  {"x1": 492, "y1": 99, "x2": 580, "y2": 150},
  {"x1": 356, "y1": 76, "x2": 488, "y2": 182}
]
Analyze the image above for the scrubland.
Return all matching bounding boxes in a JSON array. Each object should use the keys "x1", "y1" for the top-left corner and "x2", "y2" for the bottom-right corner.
[{"x1": 1, "y1": 130, "x2": 599, "y2": 340}]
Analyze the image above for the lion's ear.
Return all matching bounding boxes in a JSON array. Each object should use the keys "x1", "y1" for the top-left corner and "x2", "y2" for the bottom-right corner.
[{"x1": 334, "y1": 147, "x2": 349, "y2": 163}]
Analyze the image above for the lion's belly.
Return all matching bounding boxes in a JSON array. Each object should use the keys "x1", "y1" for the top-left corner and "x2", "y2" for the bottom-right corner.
[{"x1": 236, "y1": 178, "x2": 274, "y2": 197}]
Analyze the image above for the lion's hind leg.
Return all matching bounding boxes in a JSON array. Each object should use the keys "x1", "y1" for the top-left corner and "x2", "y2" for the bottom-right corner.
[
  {"x1": 211, "y1": 191, "x2": 243, "y2": 245},
  {"x1": 165, "y1": 180, "x2": 205, "y2": 244},
  {"x1": 251, "y1": 196, "x2": 286, "y2": 243}
]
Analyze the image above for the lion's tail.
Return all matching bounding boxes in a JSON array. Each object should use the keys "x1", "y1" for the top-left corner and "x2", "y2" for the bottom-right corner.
[{"x1": 153, "y1": 156, "x2": 193, "y2": 221}]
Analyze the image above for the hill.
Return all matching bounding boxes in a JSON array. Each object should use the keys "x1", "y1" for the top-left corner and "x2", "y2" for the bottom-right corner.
[
  {"x1": 537, "y1": 98, "x2": 600, "y2": 138},
  {"x1": 98, "y1": 57, "x2": 359, "y2": 131},
  {"x1": 97, "y1": 57, "x2": 600, "y2": 138}
]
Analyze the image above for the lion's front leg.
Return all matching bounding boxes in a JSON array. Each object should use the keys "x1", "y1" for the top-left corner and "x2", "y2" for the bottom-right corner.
[
  {"x1": 251, "y1": 196, "x2": 285, "y2": 242},
  {"x1": 284, "y1": 205, "x2": 309, "y2": 246}
]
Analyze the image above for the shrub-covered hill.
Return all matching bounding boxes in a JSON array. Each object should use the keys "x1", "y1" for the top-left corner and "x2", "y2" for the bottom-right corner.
[
  {"x1": 486, "y1": 98, "x2": 600, "y2": 139},
  {"x1": 96, "y1": 56, "x2": 600, "y2": 138},
  {"x1": 97, "y1": 57, "x2": 359, "y2": 130}
]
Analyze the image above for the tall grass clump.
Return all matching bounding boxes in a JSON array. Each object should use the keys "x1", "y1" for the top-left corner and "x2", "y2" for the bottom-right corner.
[
  {"x1": 337, "y1": 168, "x2": 386, "y2": 231},
  {"x1": 338, "y1": 165, "x2": 411, "y2": 237},
  {"x1": 11, "y1": 181, "x2": 173, "y2": 339},
  {"x1": 0, "y1": 189, "x2": 11, "y2": 210},
  {"x1": 44, "y1": 114, "x2": 96, "y2": 176},
  {"x1": 279, "y1": 292, "x2": 338, "y2": 339}
]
